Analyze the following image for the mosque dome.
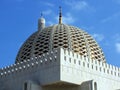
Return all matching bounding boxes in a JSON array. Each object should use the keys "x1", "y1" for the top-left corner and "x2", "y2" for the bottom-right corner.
[
  {"x1": 15, "y1": 7, "x2": 106, "y2": 63},
  {"x1": 16, "y1": 23, "x2": 106, "y2": 63}
]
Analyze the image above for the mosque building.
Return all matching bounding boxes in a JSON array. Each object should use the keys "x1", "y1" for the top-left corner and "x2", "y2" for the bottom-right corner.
[{"x1": 0, "y1": 7, "x2": 120, "y2": 90}]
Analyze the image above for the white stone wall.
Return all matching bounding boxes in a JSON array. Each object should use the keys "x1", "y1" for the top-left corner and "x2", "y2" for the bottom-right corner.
[
  {"x1": 0, "y1": 48, "x2": 120, "y2": 90},
  {"x1": 60, "y1": 48, "x2": 120, "y2": 90},
  {"x1": 0, "y1": 49, "x2": 60, "y2": 90}
]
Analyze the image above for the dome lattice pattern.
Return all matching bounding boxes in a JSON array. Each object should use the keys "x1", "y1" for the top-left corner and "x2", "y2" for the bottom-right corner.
[{"x1": 16, "y1": 24, "x2": 106, "y2": 63}]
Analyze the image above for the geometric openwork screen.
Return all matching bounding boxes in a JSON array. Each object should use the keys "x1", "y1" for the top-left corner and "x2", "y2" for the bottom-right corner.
[{"x1": 16, "y1": 24, "x2": 106, "y2": 63}]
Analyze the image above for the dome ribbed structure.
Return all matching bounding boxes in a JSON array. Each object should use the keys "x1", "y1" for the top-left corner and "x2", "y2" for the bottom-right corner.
[{"x1": 16, "y1": 24, "x2": 106, "y2": 63}]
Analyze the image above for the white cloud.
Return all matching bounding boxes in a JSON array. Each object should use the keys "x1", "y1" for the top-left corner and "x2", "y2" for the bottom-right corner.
[
  {"x1": 63, "y1": 13, "x2": 75, "y2": 24},
  {"x1": 101, "y1": 12, "x2": 120, "y2": 23},
  {"x1": 43, "y1": 9, "x2": 52, "y2": 15},
  {"x1": 111, "y1": 34, "x2": 120, "y2": 54},
  {"x1": 114, "y1": 0, "x2": 120, "y2": 4},
  {"x1": 115, "y1": 34, "x2": 120, "y2": 41},
  {"x1": 92, "y1": 33, "x2": 104, "y2": 42},
  {"x1": 55, "y1": 13, "x2": 75, "y2": 24},
  {"x1": 65, "y1": 0, "x2": 91, "y2": 11},
  {"x1": 65, "y1": 0, "x2": 95, "y2": 12},
  {"x1": 115, "y1": 43, "x2": 120, "y2": 53},
  {"x1": 44, "y1": 2, "x2": 54, "y2": 7}
]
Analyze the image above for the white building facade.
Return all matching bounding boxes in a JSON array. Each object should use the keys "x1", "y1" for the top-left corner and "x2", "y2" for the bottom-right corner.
[{"x1": 0, "y1": 10, "x2": 120, "y2": 90}]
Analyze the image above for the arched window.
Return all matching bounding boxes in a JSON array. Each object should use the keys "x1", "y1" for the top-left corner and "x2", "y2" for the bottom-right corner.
[
  {"x1": 94, "y1": 82, "x2": 97, "y2": 90},
  {"x1": 24, "y1": 82, "x2": 27, "y2": 90}
]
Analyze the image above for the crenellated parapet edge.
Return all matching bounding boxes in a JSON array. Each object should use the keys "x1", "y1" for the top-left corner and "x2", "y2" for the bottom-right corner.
[
  {"x1": 60, "y1": 48, "x2": 120, "y2": 79},
  {"x1": 0, "y1": 48, "x2": 120, "y2": 79},
  {"x1": 0, "y1": 49, "x2": 59, "y2": 78}
]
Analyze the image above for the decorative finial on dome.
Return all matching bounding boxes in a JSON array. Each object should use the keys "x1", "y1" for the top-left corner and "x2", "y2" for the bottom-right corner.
[
  {"x1": 38, "y1": 13, "x2": 45, "y2": 31},
  {"x1": 41, "y1": 12, "x2": 43, "y2": 17},
  {"x1": 59, "y1": 6, "x2": 62, "y2": 24}
]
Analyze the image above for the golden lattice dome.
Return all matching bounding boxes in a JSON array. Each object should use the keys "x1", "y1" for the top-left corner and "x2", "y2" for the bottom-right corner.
[{"x1": 16, "y1": 24, "x2": 106, "y2": 63}]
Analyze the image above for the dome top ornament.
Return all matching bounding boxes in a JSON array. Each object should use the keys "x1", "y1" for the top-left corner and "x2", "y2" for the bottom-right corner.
[{"x1": 59, "y1": 6, "x2": 62, "y2": 24}]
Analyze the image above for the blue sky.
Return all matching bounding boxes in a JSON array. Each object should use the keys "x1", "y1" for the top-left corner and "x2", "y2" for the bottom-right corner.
[{"x1": 0, "y1": 0, "x2": 120, "y2": 68}]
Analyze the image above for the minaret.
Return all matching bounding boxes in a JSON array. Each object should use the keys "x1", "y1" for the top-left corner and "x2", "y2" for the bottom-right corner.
[
  {"x1": 38, "y1": 13, "x2": 45, "y2": 31},
  {"x1": 59, "y1": 6, "x2": 62, "y2": 24}
]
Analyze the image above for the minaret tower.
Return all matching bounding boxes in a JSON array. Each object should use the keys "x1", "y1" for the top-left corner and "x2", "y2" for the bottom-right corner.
[{"x1": 38, "y1": 13, "x2": 45, "y2": 31}]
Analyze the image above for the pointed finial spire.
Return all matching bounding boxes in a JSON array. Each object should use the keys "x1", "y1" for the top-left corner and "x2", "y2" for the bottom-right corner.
[
  {"x1": 59, "y1": 6, "x2": 62, "y2": 24},
  {"x1": 41, "y1": 12, "x2": 43, "y2": 17}
]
